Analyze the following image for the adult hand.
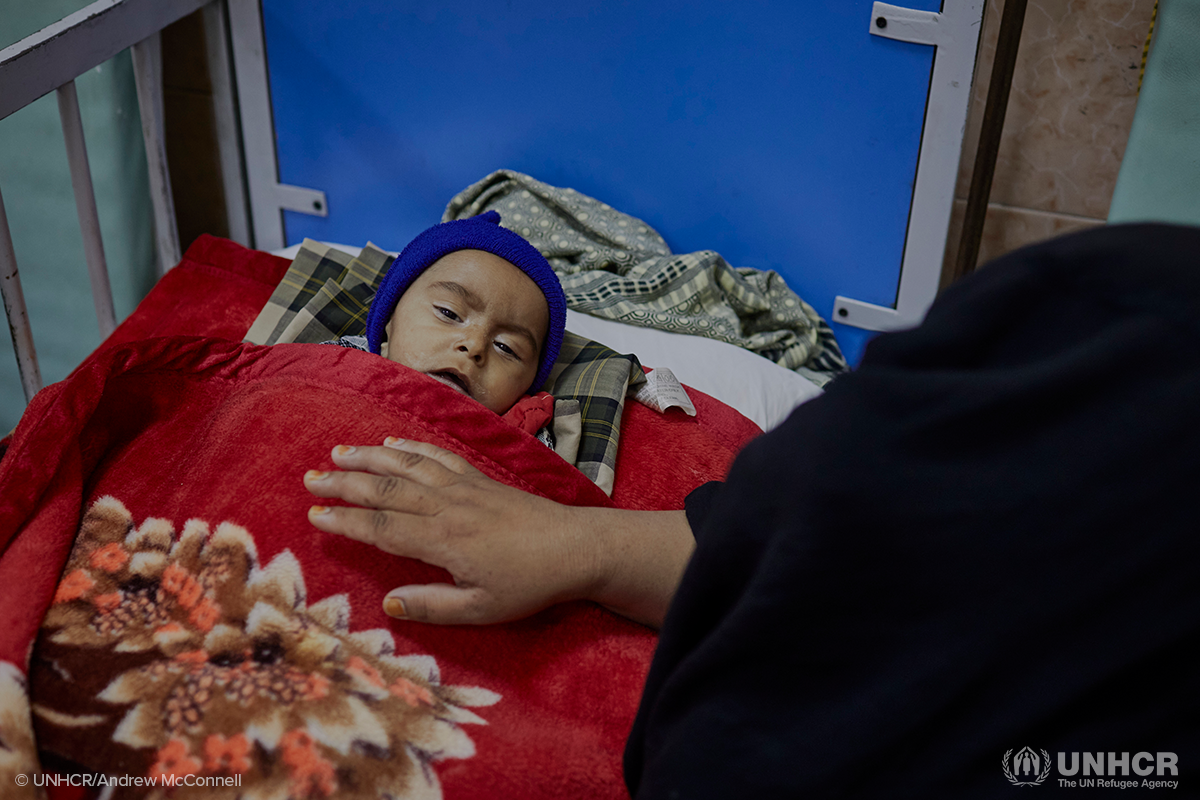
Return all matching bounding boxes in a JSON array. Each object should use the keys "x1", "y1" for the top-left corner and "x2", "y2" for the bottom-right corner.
[{"x1": 304, "y1": 438, "x2": 694, "y2": 627}]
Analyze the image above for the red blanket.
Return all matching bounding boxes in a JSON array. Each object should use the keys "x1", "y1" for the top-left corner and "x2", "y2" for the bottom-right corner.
[{"x1": 0, "y1": 237, "x2": 761, "y2": 799}]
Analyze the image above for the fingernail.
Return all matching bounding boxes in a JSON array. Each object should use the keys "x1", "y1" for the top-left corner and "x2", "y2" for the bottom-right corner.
[
  {"x1": 383, "y1": 597, "x2": 407, "y2": 618},
  {"x1": 333, "y1": 445, "x2": 356, "y2": 456},
  {"x1": 304, "y1": 470, "x2": 328, "y2": 482},
  {"x1": 383, "y1": 437, "x2": 405, "y2": 449},
  {"x1": 309, "y1": 505, "x2": 331, "y2": 516}
]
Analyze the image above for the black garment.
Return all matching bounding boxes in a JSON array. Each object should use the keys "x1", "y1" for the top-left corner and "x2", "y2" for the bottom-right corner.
[{"x1": 626, "y1": 224, "x2": 1200, "y2": 798}]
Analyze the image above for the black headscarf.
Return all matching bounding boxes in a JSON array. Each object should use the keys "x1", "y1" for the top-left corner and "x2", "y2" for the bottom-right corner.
[{"x1": 627, "y1": 224, "x2": 1200, "y2": 798}]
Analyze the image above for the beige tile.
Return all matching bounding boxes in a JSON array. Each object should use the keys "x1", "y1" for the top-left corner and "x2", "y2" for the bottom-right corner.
[
  {"x1": 941, "y1": 198, "x2": 1103, "y2": 287},
  {"x1": 955, "y1": 0, "x2": 1157, "y2": 219},
  {"x1": 975, "y1": 203, "x2": 1102, "y2": 266}
]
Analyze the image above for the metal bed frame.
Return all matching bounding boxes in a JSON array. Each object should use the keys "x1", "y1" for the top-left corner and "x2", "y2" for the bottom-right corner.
[
  {"x1": 1, "y1": 0, "x2": 221, "y2": 403},
  {"x1": 0, "y1": 0, "x2": 328, "y2": 406}
]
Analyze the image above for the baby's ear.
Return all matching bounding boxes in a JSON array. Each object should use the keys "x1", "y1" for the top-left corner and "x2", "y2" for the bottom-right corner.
[{"x1": 381, "y1": 341, "x2": 389, "y2": 359}]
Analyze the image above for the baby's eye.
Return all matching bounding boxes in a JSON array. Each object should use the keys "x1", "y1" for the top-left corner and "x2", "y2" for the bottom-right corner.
[
  {"x1": 495, "y1": 341, "x2": 521, "y2": 360},
  {"x1": 435, "y1": 306, "x2": 461, "y2": 322}
]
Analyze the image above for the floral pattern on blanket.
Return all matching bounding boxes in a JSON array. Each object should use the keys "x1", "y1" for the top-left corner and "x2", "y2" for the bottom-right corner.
[
  {"x1": 31, "y1": 496, "x2": 499, "y2": 799},
  {"x1": 0, "y1": 662, "x2": 39, "y2": 796}
]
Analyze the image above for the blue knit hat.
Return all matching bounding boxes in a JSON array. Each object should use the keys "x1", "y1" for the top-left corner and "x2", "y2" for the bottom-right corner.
[{"x1": 366, "y1": 211, "x2": 566, "y2": 394}]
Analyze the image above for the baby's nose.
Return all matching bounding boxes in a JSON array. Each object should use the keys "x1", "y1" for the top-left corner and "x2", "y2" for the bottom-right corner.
[{"x1": 456, "y1": 339, "x2": 485, "y2": 361}]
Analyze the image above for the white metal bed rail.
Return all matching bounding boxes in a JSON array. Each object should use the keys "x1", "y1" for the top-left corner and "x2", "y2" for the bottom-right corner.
[
  {"x1": 1, "y1": 0, "x2": 328, "y2": 407},
  {"x1": 0, "y1": 0, "x2": 210, "y2": 403}
]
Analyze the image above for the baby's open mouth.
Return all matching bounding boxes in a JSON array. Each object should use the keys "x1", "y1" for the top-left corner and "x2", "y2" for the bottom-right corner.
[{"x1": 428, "y1": 370, "x2": 470, "y2": 396}]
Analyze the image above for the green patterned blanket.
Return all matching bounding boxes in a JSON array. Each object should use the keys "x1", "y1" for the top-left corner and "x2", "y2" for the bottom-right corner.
[{"x1": 444, "y1": 170, "x2": 847, "y2": 386}]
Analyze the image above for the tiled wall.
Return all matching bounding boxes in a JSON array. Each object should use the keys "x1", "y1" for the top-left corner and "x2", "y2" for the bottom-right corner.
[{"x1": 943, "y1": 0, "x2": 1159, "y2": 278}]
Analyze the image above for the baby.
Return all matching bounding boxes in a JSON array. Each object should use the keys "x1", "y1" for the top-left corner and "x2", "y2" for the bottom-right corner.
[{"x1": 360, "y1": 210, "x2": 566, "y2": 415}]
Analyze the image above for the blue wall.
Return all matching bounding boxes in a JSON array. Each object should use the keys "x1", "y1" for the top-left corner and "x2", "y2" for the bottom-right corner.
[{"x1": 262, "y1": 0, "x2": 940, "y2": 364}]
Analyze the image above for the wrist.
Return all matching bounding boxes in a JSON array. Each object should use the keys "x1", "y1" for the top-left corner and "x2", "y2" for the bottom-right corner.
[
  {"x1": 583, "y1": 508, "x2": 694, "y2": 629},
  {"x1": 557, "y1": 504, "x2": 615, "y2": 605}
]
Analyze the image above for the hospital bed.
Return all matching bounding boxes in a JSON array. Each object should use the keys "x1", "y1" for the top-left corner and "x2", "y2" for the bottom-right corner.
[{"x1": 0, "y1": 0, "x2": 1105, "y2": 796}]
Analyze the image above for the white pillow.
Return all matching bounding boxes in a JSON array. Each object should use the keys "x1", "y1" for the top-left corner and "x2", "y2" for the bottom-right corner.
[
  {"x1": 564, "y1": 310, "x2": 821, "y2": 431},
  {"x1": 269, "y1": 243, "x2": 822, "y2": 430}
]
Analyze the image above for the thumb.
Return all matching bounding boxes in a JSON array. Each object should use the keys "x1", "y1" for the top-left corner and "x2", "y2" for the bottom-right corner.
[{"x1": 383, "y1": 583, "x2": 490, "y2": 625}]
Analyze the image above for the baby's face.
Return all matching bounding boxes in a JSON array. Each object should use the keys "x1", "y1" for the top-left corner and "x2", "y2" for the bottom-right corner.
[{"x1": 385, "y1": 250, "x2": 549, "y2": 414}]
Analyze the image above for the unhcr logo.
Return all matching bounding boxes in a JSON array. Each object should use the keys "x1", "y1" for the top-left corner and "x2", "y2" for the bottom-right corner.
[
  {"x1": 1003, "y1": 747, "x2": 1052, "y2": 786},
  {"x1": 1001, "y1": 748, "x2": 1181, "y2": 789}
]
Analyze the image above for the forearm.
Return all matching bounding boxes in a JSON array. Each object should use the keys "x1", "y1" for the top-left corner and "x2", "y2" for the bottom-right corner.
[{"x1": 576, "y1": 507, "x2": 695, "y2": 629}]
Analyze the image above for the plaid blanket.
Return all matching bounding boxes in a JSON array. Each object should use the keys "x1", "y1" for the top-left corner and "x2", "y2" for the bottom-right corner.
[
  {"x1": 444, "y1": 170, "x2": 848, "y2": 386},
  {"x1": 545, "y1": 333, "x2": 645, "y2": 493},
  {"x1": 243, "y1": 241, "x2": 394, "y2": 346},
  {"x1": 244, "y1": 242, "x2": 646, "y2": 495}
]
